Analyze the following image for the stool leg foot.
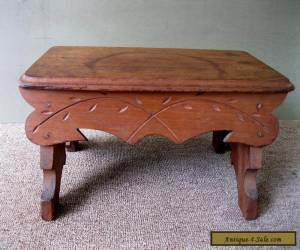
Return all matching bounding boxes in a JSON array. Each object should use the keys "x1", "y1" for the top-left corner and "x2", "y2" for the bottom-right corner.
[
  {"x1": 230, "y1": 143, "x2": 262, "y2": 220},
  {"x1": 212, "y1": 131, "x2": 231, "y2": 154},
  {"x1": 40, "y1": 144, "x2": 66, "y2": 221}
]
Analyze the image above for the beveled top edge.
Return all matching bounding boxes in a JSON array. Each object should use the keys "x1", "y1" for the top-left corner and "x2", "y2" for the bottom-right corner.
[
  {"x1": 19, "y1": 46, "x2": 295, "y2": 93},
  {"x1": 19, "y1": 74, "x2": 294, "y2": 93}
]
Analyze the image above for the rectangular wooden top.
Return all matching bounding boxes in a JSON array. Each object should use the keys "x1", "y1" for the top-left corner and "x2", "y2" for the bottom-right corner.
[{"x1": 19, "y1": 46, "x2": 293, "y2": 93}]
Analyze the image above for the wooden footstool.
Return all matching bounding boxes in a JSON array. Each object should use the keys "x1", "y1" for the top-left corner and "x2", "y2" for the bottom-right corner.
[{"x1": 19, "y1": 46, "x2": 294, "y2": 221}]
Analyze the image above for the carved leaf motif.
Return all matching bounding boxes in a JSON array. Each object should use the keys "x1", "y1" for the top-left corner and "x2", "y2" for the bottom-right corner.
[
  {"x1": 27, "y1": 94, "x2": 278, "y2": 147},
  {"x1": 212, "y1": 104, "x2": 221, "y2": 112},
  {"x1": 162, "y1": 96, "x2": 172, "y2": 105},
  {"x1": 41, "y1": 111, "x2": 54, "y2": 115},
  {"x1": 237, "y1": 113, "x2": 245, "y2": 122},
  {"x1": 184, "y1": 105, "x2": 193, "y2": 110},
  {"x1": 63, "y1": 112, "x2": 70, "y2": 121},
  {"x1": 119, "y1": 106, "x2": 128, "y2": 113},
  {"x1": 135, "y1": 98, "x2": 143, "y2": 105},
  {"x1": 89, "y1": 104, "x2": 97, "y2": 112},
  {"x1": 70, "y1": 97, "x2": 82, "y2": 102}
]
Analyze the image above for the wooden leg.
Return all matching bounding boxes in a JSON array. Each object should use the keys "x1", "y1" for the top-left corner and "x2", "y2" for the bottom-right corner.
[
  {"x1": 212, "y1": 131, "x2": 231, "y2": 153},
  {"x1": 230, "y1": 143, "x2": 262, "y2": 220},
  {"x1": 65, "y1": 141, "x2": 79, "y2": 152},
  {"x1": 40, "y1": 143, "x2": 66, "y2": 221}
]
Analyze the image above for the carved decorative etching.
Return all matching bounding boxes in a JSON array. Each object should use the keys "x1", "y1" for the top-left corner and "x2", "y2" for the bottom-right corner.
[{"x1": 20, "y1": 89, "x2": 286, "y2": 147}]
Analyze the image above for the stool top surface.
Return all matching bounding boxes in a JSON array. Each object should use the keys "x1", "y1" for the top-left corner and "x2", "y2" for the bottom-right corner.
[{"x1": 19, "y1": 46, "x2": 293, "y2": 93}]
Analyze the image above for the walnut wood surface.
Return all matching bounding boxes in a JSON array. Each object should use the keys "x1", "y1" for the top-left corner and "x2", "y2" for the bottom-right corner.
[
  {"x1": 230, "y1": 143, "x2": 262, "y2": 220},
  {"x1": 40, "y1": 144, "x2": 66, "y2": 221},
  {"x1": 19, "y1": 46, "x2": 294, "y2": 93},
  {"x1": 19, "y1": 46, "x2": 294, "y2": 221},
  {"x1": 20, "y1": 89, "x2": 286, "y2": 147}
]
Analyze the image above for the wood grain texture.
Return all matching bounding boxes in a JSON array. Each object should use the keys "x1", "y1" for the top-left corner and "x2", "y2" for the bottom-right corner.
[
  {"x1": 230, "y1": 143, "x2": 262, "y2": 220},
  {"x1": 19, "y1": 46, "x2": 294, "y2": 93},
  {"x1": 19, "y1": 46, "x2": 294, "y2": 221},
  {"x1": 40, "y1": 144, "x2": 66, "y2": 221},
  {"x1": 20, "y1": 89, "x2": 286, "y2": 147}
]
